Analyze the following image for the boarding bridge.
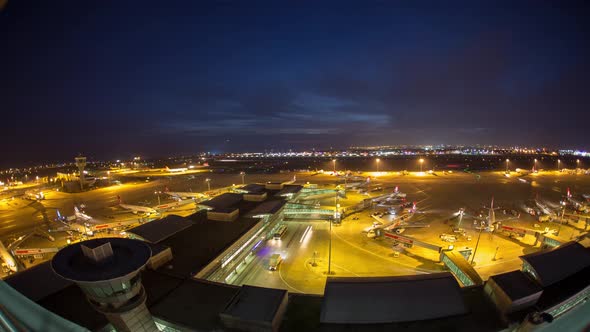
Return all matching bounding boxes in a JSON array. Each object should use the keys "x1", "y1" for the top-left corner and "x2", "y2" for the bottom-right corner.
[
  {"x1": 12, "y1": 247, "x2": 59, "y2": 257},
  {"x1": 283, "y1": 203, "x2": 335, "y2": 220},
  {"x1": 537, "y1": 233, "x2": 564, "y2": 249},
  {"x1": 563, "y1": 213, "x2": 590, "y2": 230},
  {"x1": 381, "y1": 231, "x2": 443, "y2": 252},
  {"x1": 440, "y1": 250, "x2": 483, "y2": 287},
  {"x1": 298, "y1": 188, "x2": 340, "y2": 201},
  {"x1": 498, "y1": 225, "x2": 542, "y2": 246}
]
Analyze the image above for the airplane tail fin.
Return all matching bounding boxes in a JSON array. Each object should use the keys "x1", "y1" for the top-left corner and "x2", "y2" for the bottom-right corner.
[
  {"x1": 567, "y1": 188, "x2": 572, "y2": 198},
  {"x1": 491, "y1": 197, "x2": 494, "y2": 209},
  {"x1": 394, "y1": 186, "x2": 399, "y2": 193},
  {"x1": 117, "y1": 195, "x2": 122, "y2": 204},
  {"x1": 56, "y1": 210, "x2": 62, "y2": 221},
  {"x1": 412, "y1": 202, "x2": 417, "y2": 212},
  {"x1": 74, "y1": 206, "x2": 83, "y2": 219}
]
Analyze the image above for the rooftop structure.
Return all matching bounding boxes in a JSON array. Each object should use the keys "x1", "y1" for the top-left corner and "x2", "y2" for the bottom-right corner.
[
  {"x1": 520, "y1": 241, "x2": 590, "y2": 287},
  {"x1": 200, "y1": 193, "x2": 243, "y2": 211},
  {"x1": 127, "y1": 215, "x2": 194, "y2": 243},
  {"x1": 321, "y1": 273, "x2": 467, "y2": 324},
  {"x1": 221, "y1": 285, "x2": 288, "y2": 332},
  {"x1": 485, "y1": 270, "x2": 543, "y2": 315}
]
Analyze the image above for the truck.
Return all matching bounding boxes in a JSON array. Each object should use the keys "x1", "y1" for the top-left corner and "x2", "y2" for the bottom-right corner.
[{"x1": 269, "y1": 254, "x2": 282, "y2": 271}]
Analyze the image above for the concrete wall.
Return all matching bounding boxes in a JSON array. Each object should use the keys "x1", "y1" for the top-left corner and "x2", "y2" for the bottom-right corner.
[
  {"x1": 148, "y1": 247, "x2": 173, "y2": 270},
  {"x1": 207, "y1": 209, "x2": 239, "y2": 222},
  {"x1": 244, "y1": 193, "x2": 267, "y2": 202}
]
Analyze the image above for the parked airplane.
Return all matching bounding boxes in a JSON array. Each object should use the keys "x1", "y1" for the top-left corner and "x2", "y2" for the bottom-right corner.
[
  {"x1": 118, "y1": 195, "x2": 159, "y2": 216},
  {"x1": 24, "y1": 189, "x2": 45, "y2": 201},
  {"x1": 165, "y1": 166, "x2": 188, "y2": 173},
  {"x1": 165, "y1": 191, "x2": 205, "y2": 200},
  {"x1": 471, "y1": 197, "x2": 519, "y2": 231},
  {"x1": 566, "y1": 188, "x2": 590, "y2": 212},
  {"x1": 0, "y1": 240, "x2": 18, "y2": 273},
  {"x1": 283, "y1": 175, "x2": 297, "y2": 184}
]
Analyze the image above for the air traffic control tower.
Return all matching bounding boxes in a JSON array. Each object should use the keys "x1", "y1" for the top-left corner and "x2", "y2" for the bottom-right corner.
[
  {"x1": 74, "y1": 155, "x2": 86, "y2": 190},
  {"x1": 51, "y1": 238, "x2": 157, "y2": 332}
]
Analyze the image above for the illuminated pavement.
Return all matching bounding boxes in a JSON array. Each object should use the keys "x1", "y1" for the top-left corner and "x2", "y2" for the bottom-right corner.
[
  {"x1": 2, "y1": 168, "x2": 590, "y2": 286},
  {"x1": 234, "y1": 170, "x2": 590, "y2": 293}
]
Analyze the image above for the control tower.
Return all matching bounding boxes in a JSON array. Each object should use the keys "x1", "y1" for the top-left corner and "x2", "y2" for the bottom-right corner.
[
  {"x1": 75, "y1": 155, "x2": 87, "y2": 190},
  {"x1": 51, "y1": 238, "x2": 157, "y2": 332}
]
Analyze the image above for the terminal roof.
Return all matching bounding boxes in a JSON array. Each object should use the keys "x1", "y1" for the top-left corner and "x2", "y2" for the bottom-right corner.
[
  {"x1": 156, "y1": 210, "x2": 261, "y2": 278},
  {"x1": 150, "y1": 278, "x2": 239, "y2": 331},
  {"x1": 4, "y1": 261, "x2": 72, "y2": 302},
  {"x1": 320, "y1": 273, "x2": 468, "y2": 324},
  {"x1": 488, "y1": 270, "x2": 542, "y2": 301},
  {"x1": 51, "y1": 238, "x2": 152, "y2": 282},
  {"x1": 520, "y1": 241, "x2": 590, "y2": 287},
  {"x1": 222, "y1": 285, "x2": 287, "y2": 323},
  {"x1": 128, "y1": 214, "x2": 194, "y2": 243},
  {"x1": 245, "y1": 199, "x2": 286, "y2": 217},
  {"x1": 536, "y1": 265, "x2": 590, "y2": 310},
  {"x1": 284, "y1": 285, "x2": 504, "y2": 332},
  {"x1": 200, "y1": 193, "x2": 243, "y2": 210}
]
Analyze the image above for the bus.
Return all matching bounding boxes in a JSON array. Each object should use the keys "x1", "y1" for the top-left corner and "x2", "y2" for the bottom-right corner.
[{"x1": 273, "y1": 225, "x2": 287, "y2": 240}]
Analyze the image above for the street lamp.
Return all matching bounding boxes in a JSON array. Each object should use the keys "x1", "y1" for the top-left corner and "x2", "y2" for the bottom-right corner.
[
  {"x1": 505, "y1": 159, "x2": 509, "y2": 173},
  {"x1": 154, "y1": 191, "x2": 161, "y2": 205},
  {"x1": 577, "y1": 159, "x2": 580, "y2": 169},
  {"x1": 557, "y1": 159, "x2": 561, "y2": 171},
  {"x1": 205, "y1": 178, "x2": 211, "y2": 191},
  {"x1": 376, "y1": 158, "x2": 381, "y2": 173},
  {"x1": 419, "y1": 158, "x2": 424, "y2": 173},
  {"x1": 332, "y1": 159, "x2": 336, "y2": 174},
  {"x1": 240, "y1": 171, "x2": 245, "y2": 185},
  {"x1": 533, "y1": 159, "x2": 537, "y2": 171}
]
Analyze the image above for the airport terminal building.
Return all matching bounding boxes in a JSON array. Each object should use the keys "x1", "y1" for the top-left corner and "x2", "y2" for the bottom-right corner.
[{"x1": 2, "y1": 181, "x2": 590, "y2": 331}]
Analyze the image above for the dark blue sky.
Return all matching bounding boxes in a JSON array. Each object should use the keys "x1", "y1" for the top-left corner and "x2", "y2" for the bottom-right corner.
[{"x1": 1, "y1": 1, "x2": 589, "y2": 164}]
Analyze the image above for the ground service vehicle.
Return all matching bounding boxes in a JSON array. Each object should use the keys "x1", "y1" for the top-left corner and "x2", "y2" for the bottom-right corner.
[{"x1": 269, "y1": 254, "x2": 282, "y2": 271}]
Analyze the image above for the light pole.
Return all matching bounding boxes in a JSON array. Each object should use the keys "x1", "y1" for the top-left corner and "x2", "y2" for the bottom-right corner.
[
  {"x1": 376, "y1": 158, "x2": 381, "y2": 173},
  {"x1": 154, "y1": 191, "x2": 161, "y2": 205},
  {"x1": 419, "y1": 158, "x2": 424, "y2": 173},
  {"x1": 557, "y1": 159, "x2": 561, "y2": 171},
  {"x1": 533, "y1": 159, "x2": 537, "y2": 172},
  {"x1": 458, "y1": 208, "x2": 464, "y2": 227},
  {"x1": 471, "y1": 222, "x2": 484, "y2": 265},
  {"x1": 240, "y1": 171, "x2": 245, "y2": 185},
  {"x1": 332, "y1": 159, "x2": 336, "y2": 174},
  {"x1": 577, "y1": 159, "x2": 580, "y2": 169},
  {"x1": 205, "y1": 178, "x2": 211, "y2": 191},
  {"x1": 505, "y1": 159, "x2": 509, "y2": 173}
]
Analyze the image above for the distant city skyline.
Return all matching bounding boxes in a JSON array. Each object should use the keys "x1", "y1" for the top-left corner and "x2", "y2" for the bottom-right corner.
[{"x1": 1, "y1": 1, "x2": 589, "y2": 165}]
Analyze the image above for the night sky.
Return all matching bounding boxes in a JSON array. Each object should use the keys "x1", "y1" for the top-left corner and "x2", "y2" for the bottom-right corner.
[{"x1": 1, "y1": 1, "x2": 589, "y2": 165}]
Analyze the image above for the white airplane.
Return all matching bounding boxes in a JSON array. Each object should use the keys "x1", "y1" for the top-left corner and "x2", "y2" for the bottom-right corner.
[
  {"x1": 566, "y1": 188, "x2": 589, "y2": 212},
  {"x1": 155, "y1": 198, "x2": 196, "y2": 211},
  {"x1": 284, "y1": 175, "x2": 297, "y2": 184},
  {"x1": 165, "y1": 166, "x2": 188, "y2": 173},
  {"x1": 117, "y1": 195, "x2": 159, "y2": 215},
  {"x1": 54, "y1": 209, "x2": 93, "y2": 235},
  {"x1": 74, "y1": 206, "x2": 93, "y2": 221},
  {"x1": 165, "y1": 191, "x2": 205, "y2": 200},
  {"x1": 534, "y1": 198, "x2": 556, "y2": 216},
  {"x1": 0, "y1": 240, "x2": 18, "y2": 273},
  {"x1": 24, "y1": 189, "x2": 45, "y2": 201}
]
